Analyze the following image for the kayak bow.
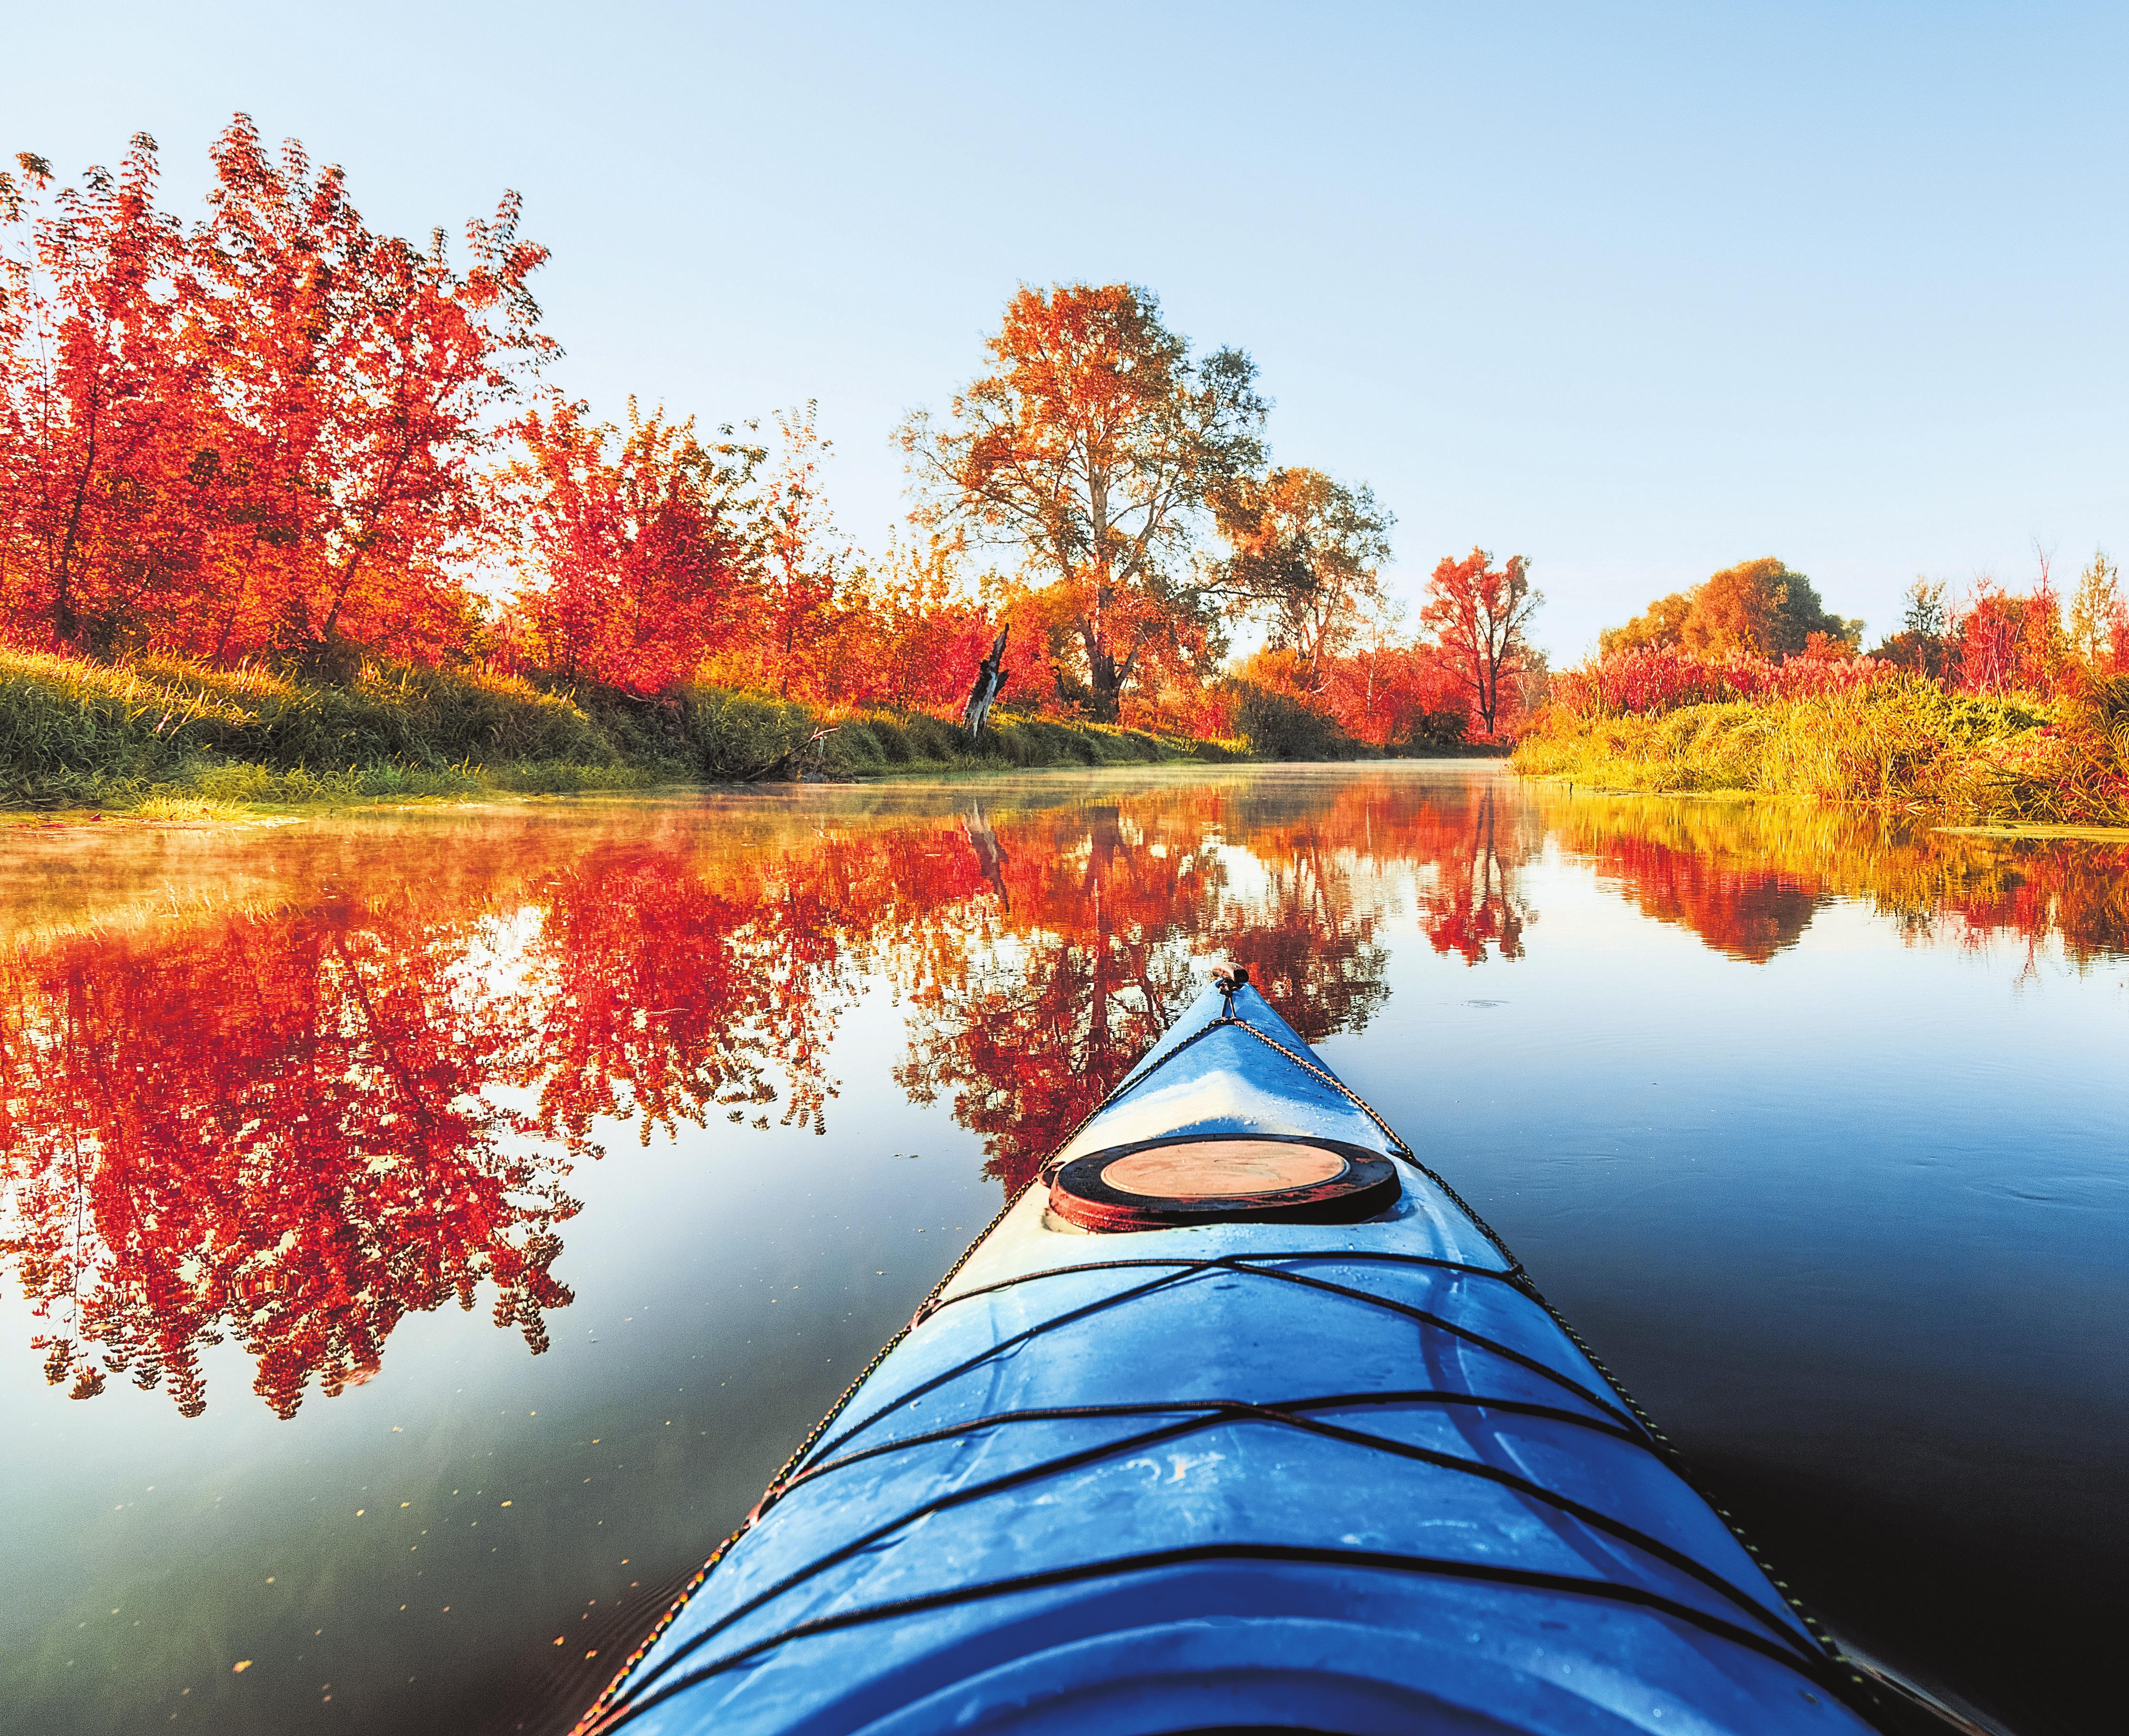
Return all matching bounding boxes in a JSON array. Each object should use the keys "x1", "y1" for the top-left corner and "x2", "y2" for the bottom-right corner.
[{"x1": 576, "y1": 971, "x2": 1890, "y2": 1736}]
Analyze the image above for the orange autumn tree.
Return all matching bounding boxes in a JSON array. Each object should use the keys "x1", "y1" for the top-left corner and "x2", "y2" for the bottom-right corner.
[
  {"x1": 1678, "y1": 558, "x2": 1856, "y2": 661},
  {"x1": 901, "y1": 283, "x2": 1265, "y2": 721}
]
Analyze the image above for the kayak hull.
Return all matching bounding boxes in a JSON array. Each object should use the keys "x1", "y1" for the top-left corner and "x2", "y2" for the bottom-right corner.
[{"x1": 578, "y1": 983, "x2": 1880, "y2": 1736}]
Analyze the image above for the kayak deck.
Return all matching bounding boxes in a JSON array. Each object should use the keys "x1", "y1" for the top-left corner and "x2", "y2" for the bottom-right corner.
[{"x1": 574, "y1": 980, "x2": 1883, "y2": 1736}]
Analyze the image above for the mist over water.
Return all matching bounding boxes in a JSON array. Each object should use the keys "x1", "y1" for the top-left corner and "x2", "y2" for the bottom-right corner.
[{"x1": 1, "y1": 766, "x2": 2121, "y2": 1736}]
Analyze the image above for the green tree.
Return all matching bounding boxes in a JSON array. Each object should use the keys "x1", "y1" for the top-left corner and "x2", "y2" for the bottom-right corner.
[
  {"x1": 900, "y1": 283, "x2": 1266, "y2": 721},
  {"x1": 1209, "y1": 466, "x2": 1395, "y2": 687},
  {"x1": 1872, "y1": 578, "x2": 1951, "y2": 677}
]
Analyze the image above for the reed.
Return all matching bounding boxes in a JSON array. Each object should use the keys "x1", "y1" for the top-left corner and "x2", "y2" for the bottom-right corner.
[{"x1": 1511, "y1": 674, "x2": 2129, "y2": 826}]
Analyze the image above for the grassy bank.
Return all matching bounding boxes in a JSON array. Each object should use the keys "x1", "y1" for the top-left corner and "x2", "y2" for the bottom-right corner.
[
  {"x1": 1510, "y1": 674, "x2": 2129, "y2": 826},
  {"x1": 0, "y1": 649, "x2": 1245, "y2": 814}
]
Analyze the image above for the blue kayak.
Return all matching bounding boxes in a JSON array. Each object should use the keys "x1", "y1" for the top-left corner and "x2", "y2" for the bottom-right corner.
[{"x1": 574, "y1": 971, "x2": 1896, "y2": 1736}]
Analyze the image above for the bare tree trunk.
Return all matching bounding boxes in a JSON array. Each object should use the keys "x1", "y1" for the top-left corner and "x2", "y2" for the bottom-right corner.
[{"x1": 962, "y1": 626, "x2": 1010, "y2": 738}]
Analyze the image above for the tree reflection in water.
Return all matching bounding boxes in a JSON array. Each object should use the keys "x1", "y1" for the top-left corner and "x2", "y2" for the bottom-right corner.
[
  {"x1": 1544, "y1": 789, "x2": 2129, "y2": 968},
  {"x1": 0, "y1": 900, "x2": 570, "y2": 1418},
  {"x1": 3, "y1": 774, "x2": 2122, "y2": 1416}
]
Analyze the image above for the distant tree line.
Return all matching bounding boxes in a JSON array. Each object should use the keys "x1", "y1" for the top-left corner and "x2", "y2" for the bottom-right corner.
[{"x1": 1566, "y1": 549, "x2": 2127, "y2": 719}]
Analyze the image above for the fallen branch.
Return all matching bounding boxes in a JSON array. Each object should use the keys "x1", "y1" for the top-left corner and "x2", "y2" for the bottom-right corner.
[{"x1": 741, "y1": 726, "x2": 840, "y2": 784}]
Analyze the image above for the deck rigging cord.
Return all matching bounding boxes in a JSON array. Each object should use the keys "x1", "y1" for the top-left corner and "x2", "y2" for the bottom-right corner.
[
  {"x1": 570, "y1": 967, "x2": 1879, "y2": 1736},
  {"x1": 604, "y1": 1359, "x2": 1831, "y2": 1724}
]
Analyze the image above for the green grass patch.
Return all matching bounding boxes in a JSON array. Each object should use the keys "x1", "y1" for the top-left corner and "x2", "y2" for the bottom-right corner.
[{"x1": 0, "y1": 647, "x2": 1254, "y2": 813}]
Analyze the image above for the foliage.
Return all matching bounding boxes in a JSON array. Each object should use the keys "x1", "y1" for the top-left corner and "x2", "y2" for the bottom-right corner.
[
  {"x1": 1873, "y1": 579, "x2": 1953, "y2": 678},
  {"x1": 1679, "y1": 557, "x2": 1857, "y2": 658},
  {"x1": 2066, "y1": 551, "x2": 2127, "y2": 673},
  {"x1": 826, "y1": 532, "x2": 1004, "y2": 713},
  {"x1": 11, "y1": 767, "x2": 2119, "y2": 1418},
  {"x1": 901, "y1": 282, "x2": 1266, "y2": 721},
  {"x1": 0, "y1": 129, "x2": 1532, "y2": 760},
  {"x1": 1601, "y1": 558, "x2": 1859, "y2": 663},
  {"x1": 0, "y1": 779, "x2": 1452, "y2": 1408},
  {"x1": 1553, "y1": 645, "x2": 1899, "y2": 717},
  {"x1": 1208, "y1": 467, "x2": 1394, "y2": 683},
  {"x1": 1600, "y1": 590, "x2": 1694, "y2": 656},
  {"x1": 1223, "y1": 675, "x2": 1361, "y2": 761},
  {"x1": 0, "y1": 121, "x2": 551, "y2": 671},
  {"x1": 1953, "y1": 576, "x2": 2068, "y2": 698},
  {"x1": 1546, "y1": 785, "x2": 2129, "y2": 966},
  {"x1": 503, "y1": 395, "x2": 755, "y2": 694},
  {"x1": 1420, "y1": 547, "x2": 1543, "y2": 733},
  {"x1": 706, "y1": 402, "x2": 852, "y2": 700},
  {"x1": 1317, "y1": 641, "x2": 1471, "y2": 748}
]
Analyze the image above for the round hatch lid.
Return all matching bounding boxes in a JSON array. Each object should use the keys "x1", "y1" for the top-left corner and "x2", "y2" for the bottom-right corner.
[{"x1": 1049, "y1": 1134, "x2": 1401, "y2": 1233}]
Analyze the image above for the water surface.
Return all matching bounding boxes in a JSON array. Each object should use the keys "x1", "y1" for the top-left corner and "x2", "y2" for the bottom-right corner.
[{"x1": 1, "y1": 766, "x2": 2122, "y2": 1735}]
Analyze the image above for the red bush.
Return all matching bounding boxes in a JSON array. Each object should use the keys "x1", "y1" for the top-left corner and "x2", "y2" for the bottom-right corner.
[{"x1": 1555, "y1": 646, "x2": 1899, "y2": 717}]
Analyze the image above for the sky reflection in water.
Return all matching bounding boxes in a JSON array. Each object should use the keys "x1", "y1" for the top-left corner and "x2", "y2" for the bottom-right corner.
[{"x1": 1, "y1": 766, "x2": 2122, "y2": 1736}]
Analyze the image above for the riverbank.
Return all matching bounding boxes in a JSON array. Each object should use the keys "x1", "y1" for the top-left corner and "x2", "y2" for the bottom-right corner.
[
  {"x1": 1510, "y1": 674, "x2": 2129, "y2": 827},
  {"x1": 0, "y1": 649, "x2": 1246, "y2": 815}
]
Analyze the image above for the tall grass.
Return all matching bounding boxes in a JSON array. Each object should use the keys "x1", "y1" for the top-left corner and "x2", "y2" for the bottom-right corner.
[
  {"x1": 0, "y1": 647, "x2": 1245, "y2": 810},
  {"x1": 1511, "y1": 674, "x2": 2129, "y2": 826}
]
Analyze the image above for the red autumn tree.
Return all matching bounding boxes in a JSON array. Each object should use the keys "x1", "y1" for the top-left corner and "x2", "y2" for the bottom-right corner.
[
  {"x1": 834, "y1": 532, "x2": 998, "y2": 711},
  {"x1": 0, "y1": 138, "x2": 218, "y2": 654},
  {"x1": 1953, "y1": 578, "x2": 2068, "y2": 698},
  {"x1": 191, "y1": 116, "x2": 553, "y2": 671},
  {"x1": 1318, "y1": 640, "x2": 1469, "y2": 748},
  {"x1": 1420, "y1": 547, "x2": 1544, "y2": 734},
  {"x1": 525, "y1": 836, "x2": 881, "y2": 1146},
  {"x1": 746, "y1": 403, "x2": 852, "y2": 700},
  {"x1": 0, "y1": 902, "x2": 574, "y2": 1418},
  {"x1": 506, "y1": 395, "x2": 755, "y2": 693},
  {"x1": 0, "y1": 118, "x2": 554, "y2": 670}
]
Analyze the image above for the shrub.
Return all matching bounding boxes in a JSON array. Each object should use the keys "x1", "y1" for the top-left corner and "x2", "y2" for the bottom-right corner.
[
  {"x1": 1553, "y1": 647, "x2": 1899, "y2": 719},
  {"x1": 1226, "y1": 681, "x2": 1361, "y2": 761}
]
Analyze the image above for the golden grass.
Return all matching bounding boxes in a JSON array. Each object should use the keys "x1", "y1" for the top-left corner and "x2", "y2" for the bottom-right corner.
[{"x1": 1511, "y1": 675, "x2": 2129, "y2": 825}]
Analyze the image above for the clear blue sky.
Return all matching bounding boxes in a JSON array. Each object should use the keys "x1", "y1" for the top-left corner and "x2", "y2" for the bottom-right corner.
[{"x1": 8, "y1": 1, "x2": 2124, "y2": 658}]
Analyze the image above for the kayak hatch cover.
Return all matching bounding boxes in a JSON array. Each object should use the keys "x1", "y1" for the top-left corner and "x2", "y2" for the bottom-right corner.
[{"x1": 572, "y1": 971, "x2": 1907, "y2": 1736}]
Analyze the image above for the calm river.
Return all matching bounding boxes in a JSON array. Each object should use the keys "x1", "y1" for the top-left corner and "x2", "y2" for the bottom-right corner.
[{"x1": 1, "y1": 765, "x2": 2121, "y2": 1736}]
